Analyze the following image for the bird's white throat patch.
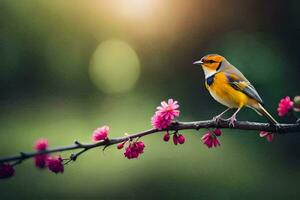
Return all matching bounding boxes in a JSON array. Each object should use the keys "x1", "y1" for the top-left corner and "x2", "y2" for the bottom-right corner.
[{"x1": 202, "y1": 67, "x2": 217, "y2": 79}]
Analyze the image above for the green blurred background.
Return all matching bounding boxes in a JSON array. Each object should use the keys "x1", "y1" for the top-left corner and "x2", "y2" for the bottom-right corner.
[{"x1": 0, "y1": 0, "x2": 300, "y2": 199}]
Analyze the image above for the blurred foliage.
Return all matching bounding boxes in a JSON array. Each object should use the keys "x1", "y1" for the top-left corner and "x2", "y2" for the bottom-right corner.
[{"x1": 0, "y1": 0, "x2": 300, "y2": 199}]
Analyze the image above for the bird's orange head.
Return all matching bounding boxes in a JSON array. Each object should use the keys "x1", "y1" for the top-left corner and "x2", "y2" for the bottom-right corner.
[
  {"x1": 193, "y1": 54, "x2": 225, "y2": 77},
  {"x1": 194, "y1": 54, "x2": 224, "y2": 70}
]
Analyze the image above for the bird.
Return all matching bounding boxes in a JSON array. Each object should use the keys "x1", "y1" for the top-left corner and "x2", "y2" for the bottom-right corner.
[{"x1": 193, "y1": 54, "x2": 278, "y2": 127}]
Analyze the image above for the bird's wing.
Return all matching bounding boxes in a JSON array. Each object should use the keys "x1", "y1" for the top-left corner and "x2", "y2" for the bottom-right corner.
[{"x1": 224, "y1": 66, "x2": 264, "y2": 104}]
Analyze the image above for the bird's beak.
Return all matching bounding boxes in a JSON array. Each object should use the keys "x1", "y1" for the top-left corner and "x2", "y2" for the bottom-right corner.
[{"x1": 193, "y1": 60, "x2": 203, "y2": 65}]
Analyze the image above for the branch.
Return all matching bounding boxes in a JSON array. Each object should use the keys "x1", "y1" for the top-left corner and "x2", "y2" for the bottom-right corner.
[{"x1": 1, "y1": 119, "x2": 300, "y2": 164}]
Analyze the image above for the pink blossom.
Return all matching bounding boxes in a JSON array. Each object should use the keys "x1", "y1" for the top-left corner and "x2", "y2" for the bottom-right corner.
[
  {"x1": 277, "y1": 96, "x2": 294, "y2": 117},
  {"x1": 213, "y1": 129, "x2": 222, "y2": 136},
  {"x1": 0, "y1": 163, "x2": 15, "y2": 179},
  {"x1": 34, "y1": 139, "x2": 49, "y2": 151},
  {"x1": 173, "y1": 134, "x2": 178, "y2": 145},
  {"x1": 201, "y1": 131, "x2": 221, "y2": 148},
  {"x1": 151, "y1": 99, "x2": 180, "y2": 130},
  {"x1": 124, "y1": 141, "x2": 145, "y2": 159},
  {"x1": 135, "y1": 142, "x2": 145, "y2": 153},
  {"x1": 46, "y1": 156, "x2": 64, "y2": 174},
  {"x1": 151, "y1": 114, "x2": 172, "y2": 130},
  {"x1": 34, "y1": 154, "x2": 48, "y2": 168},
  {"x1": 92, "y1": 125, "x2": 109, "y2": 142},
  {"x1": 259, "y1": 131, "x2": 274, "y2": 142},
  {"x1": 177, "y1": 134, "x2": 185, "y2": 144},
  {"x1": 124, "y1": 147, "x2": 138, "y2": 159},
  {"x1": 33, "y1": 139, "x2": 49, "y2": 168},
  {"x1": 156, "y1": 99, "x2": 180, "y2": 121},
  {"x1": 163, "y1": 133, "x2": 170, "y2": 142}
]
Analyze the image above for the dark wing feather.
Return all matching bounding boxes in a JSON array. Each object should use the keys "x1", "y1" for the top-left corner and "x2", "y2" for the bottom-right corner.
[{"x1": 225, "y1": 72, "x2": 264, "y2": 104}]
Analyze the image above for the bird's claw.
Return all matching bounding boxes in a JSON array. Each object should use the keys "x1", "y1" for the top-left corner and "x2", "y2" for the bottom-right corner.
[
  {"x1": 213, "y1": 116, "x2": 221, "y2": 124},
  {"x1": 227, "y1": 116, "x2": 237, "y2": 127},
  {"x1": 213, "y1": 114, "x2": 226, "y2": 125}
]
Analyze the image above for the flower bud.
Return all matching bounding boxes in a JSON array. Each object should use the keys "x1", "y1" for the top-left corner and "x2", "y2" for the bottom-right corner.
[
  {"x1": 177, "y1": 134, "x2": 185, "y2": 144},
  {"x1": 117, "y1": 143, "x2": 124, "y2": 149},
  {"x1": 213, "y1": 129, "x2": 222, "y2": 136},
  {"x1": 163, "y1": 133, "x2": 170, "y2": 142},
  {"x1": 173, "y1": 134, "x2": 178, "y2": 145}
]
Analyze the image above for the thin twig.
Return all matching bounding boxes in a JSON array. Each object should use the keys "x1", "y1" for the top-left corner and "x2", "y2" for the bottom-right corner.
[{"x1": 1, "y1": 119, "x2": 300, "y2": 164}]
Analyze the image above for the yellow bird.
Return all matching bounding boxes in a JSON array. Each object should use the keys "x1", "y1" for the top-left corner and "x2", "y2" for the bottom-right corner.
[{"x1": 193, "y1": 54, "x2": 278, "y2": 126}]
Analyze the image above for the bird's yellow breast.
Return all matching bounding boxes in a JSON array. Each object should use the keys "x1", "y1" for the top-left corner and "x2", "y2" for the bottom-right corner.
[{"x1": 206, "y1": 72, "x2": 249, "y2": 108}]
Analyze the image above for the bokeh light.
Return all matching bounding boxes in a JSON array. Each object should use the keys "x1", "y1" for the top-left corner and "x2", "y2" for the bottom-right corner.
[
  {"x1": 104, "y1": 0, "x2": 163, "y2": 21},
  {"x1": 89, "y1": 39, "x2": 141, "y2": 94}
]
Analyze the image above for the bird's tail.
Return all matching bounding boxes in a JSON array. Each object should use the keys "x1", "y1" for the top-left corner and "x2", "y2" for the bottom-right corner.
[{"x1": 256, "y1": 103, "x2": 278, "y2": 125}]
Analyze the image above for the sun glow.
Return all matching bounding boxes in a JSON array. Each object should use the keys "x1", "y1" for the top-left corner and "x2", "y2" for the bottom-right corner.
[{"x1": 105, "y1": 0, "x2": 163, "y2": 21}]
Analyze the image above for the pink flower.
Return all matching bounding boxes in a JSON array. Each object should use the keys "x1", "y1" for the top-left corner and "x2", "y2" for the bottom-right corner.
[
  {"x1": 151, "y1": 114, "x2": 172, "y2": 130},
  {"x1": 34, "y1": 139, "x2": 48, "y2": 151},
  {"x1": 156, "y1": 99, "x2": 180, "y2": 121},
  {"x1": 92, "y1": 125, "x2": 109, "y2": 142},
  {"x1": 277, "y1": 96, "x2": 294, "y2": 117},
  {"x1": 201, "y1": 131, "x2": 221, "y2": 148},
  {"x1": 177, "y1": 134, "x2": 185, "y2": 144},
  {"x1": 259, "y1": 131, "x2": 274, "y2": 142},
  {"x1": 46, "y1": 156, "x2": 64, "y2": 174},
  {"x1": 163, "y1": 132, "x2": 170, "y2": 142},
  {"x1": 0, "y1": 163, "x2": 15, "y2": 179},
  {"x1": 213, "y1": 129, "x2": 222, "y2": 136},
  {"x1": 34, "y1": 154, "x2": 49, "y2": 168},
  {"x1": 33, "y1": 139, "x2": 49, "y2": 168},
  {"x1": 173, "y1": 134, "x2": 178, "y2": 145},
  {"x1": 151, "y1": 99, "x2": 180, "y2": 130},
  {"x1": 124, "y1": 141, "x2": 145, "y2": 159}
]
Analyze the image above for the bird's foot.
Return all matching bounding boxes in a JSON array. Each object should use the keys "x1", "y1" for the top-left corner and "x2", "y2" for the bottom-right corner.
[
  {"x1": 226, "y1": 115, "x2": 237, "y2": 127},
  {"x1": 212, "y1": 108, "x2": 231, "y2": 125},
  {"x1": 213, "y1": 115, "x2": 223, "y2": 124}
]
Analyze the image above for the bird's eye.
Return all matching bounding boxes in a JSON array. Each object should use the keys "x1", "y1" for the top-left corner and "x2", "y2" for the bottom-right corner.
[{"x1": 208, "y1": 60, "x2": 214, "y2": 63}]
